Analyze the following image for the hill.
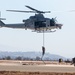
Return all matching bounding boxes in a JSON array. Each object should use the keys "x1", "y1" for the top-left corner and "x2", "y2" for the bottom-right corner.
[{"x1": 0, "y1": 51, "x2": 66, "y2": 60}]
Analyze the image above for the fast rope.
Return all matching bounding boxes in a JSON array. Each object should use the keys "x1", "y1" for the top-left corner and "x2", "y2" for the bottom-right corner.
[
  {"x1": 42, "y1": 31, "x2": 45, "y2": 57},
  {"x1": 41, "y1": 29, "x2": 46, "y2": 64}
]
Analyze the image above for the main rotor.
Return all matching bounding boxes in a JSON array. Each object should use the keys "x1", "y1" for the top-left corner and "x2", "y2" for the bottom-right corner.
[{"x1": 7, "y1": 5, "x2": 51, "y2": 14}]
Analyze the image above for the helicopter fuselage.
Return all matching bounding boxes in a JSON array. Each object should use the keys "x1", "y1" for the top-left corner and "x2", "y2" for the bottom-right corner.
[
  {"x1": 23, "y1": 14, "x2": 62, "y2": 32},
  {"x1": 0, "y1": 14, "x2": 62, "y2": 32},
  {"x1": 0, "y1": 5, "x2": 63, "y2": 32}
]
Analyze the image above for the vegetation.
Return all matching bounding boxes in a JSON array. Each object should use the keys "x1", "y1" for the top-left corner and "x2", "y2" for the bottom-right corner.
[
  {"x1": 0, "y1": 71, "x2": 75, "y2": 75},
  {"x1": 0, "y1": 56, "x2": 42, "y2": 61}
]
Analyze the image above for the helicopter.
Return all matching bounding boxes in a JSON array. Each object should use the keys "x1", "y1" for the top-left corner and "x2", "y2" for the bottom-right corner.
[{"x1": 0, "y1": 5, "x2": 62, "y2": 33}]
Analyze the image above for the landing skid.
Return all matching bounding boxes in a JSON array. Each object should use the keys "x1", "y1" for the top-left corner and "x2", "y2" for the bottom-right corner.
[{"x1": 32, "y1": 30, "x2": 56, "y2": 33}]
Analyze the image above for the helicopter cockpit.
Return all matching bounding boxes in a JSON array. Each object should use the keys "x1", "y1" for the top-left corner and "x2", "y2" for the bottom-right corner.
[
  {"x1": 34, "y1": 18, "x2": 56, "y2": 28},
  {"x1": 50, "y1": 18, "x2": 56, "y2": 26}
]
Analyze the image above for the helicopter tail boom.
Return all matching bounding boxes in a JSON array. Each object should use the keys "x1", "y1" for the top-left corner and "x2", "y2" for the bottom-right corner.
[{"x1": 0, "y1": 20, "x2": 5, "y2": 27}]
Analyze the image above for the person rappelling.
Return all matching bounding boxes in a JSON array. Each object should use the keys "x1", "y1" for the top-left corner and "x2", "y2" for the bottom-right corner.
[{"x1": 42, "y1": 46, "x2": 45, "y2": 57}]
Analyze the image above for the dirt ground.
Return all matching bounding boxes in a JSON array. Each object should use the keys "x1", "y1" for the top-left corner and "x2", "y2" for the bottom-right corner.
[
  {"x1": 0, "y1": 71, "x2": 75, "y2": 75},
  {"x1": 0, "y1": 60, "x2": 75, "y2": 75}
]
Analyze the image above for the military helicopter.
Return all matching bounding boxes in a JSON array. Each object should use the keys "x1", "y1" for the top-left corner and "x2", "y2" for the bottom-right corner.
[
  {"x1": 0, "y1": 5, "x2": 63, "y2": 61},
  {"x1": 0, "y1": 5, "x2": 62, "y2": 33}
]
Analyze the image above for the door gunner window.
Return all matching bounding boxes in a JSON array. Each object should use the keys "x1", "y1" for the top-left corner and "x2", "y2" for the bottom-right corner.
[{"x1": 35, "y1": 21, "x2": 46, "y2": 28}]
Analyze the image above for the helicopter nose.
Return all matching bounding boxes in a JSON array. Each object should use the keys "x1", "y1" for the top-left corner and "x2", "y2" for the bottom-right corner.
[{"x1": 56, "y1": 24, "x2": 63, "y2": 29}]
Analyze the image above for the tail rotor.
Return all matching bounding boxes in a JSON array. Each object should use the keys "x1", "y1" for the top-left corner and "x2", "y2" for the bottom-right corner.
[
  {"x1": 0, "y1": 11, "x2": 6, "y2": 21},
  {"x1": 0, "y1": 12, "x2": 6, "y2": 27}
]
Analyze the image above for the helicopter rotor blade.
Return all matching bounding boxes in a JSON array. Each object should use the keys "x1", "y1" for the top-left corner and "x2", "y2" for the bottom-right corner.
[
  {"x1": 0, "y1": 18, "x2": 6, "y2": 20},
  {"x1": 6, "y1": 10, "x2": 36, "y2": 13},
  {"x1": 68, "y1": 10, "x2": 75, "y2": 12},
  {"x1": 25, "y1": 5, "x2": 39, "y2": 12},
  {"x1": 25, "y1": 5, "x2": 51, "y2": 13},
  {"x1": 7, "y1": 10, "x2": 51, "y2": 13},
  {"x1": 6, "y1": 5, "x2": 51, "y2": 14}
]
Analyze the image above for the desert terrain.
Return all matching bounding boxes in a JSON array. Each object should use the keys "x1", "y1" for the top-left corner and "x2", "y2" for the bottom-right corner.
[{"x1": 0, "y1": 60, "x2": 75, "y2": 75}]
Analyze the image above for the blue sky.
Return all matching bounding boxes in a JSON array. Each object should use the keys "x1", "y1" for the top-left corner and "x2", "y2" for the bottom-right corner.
[{"x1": 0, "y1": 0, "x2": 75, "y2": 58}]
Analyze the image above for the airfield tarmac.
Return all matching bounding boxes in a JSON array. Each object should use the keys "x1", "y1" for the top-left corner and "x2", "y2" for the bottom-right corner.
[
  {"x1": 0, "y1": 60, "x2": 75, "y2": 73},
  {"x1": 0, "y1": 64, "x2": 75, "y2": 73}
]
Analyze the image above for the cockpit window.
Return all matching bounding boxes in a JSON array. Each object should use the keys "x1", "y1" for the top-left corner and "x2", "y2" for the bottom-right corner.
[{"x1": 50, "y1": 18, "x2": 55, "y2": 26}]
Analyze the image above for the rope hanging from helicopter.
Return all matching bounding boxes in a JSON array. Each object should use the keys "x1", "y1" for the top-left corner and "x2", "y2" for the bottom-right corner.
[{"x1": 41, "y1": 28, "x2": 46, "y2": 64}]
